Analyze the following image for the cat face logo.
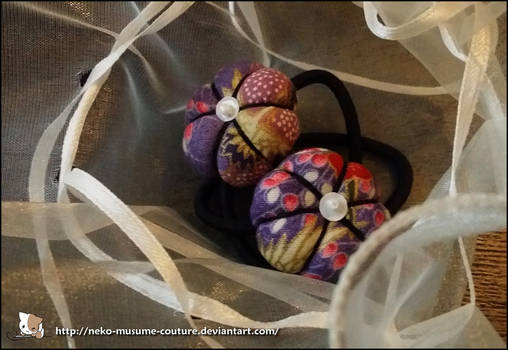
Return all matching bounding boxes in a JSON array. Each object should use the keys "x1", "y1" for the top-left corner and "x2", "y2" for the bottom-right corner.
[
  {"x1": 7, "y1": 312, "x2": 45, "y2": 341},
  {"x1": 19, "y1": 312, "x2": 44, "y2": 338}
]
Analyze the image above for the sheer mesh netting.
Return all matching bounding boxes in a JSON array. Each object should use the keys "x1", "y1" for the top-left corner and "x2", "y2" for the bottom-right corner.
[{"x1": 1, "y1": 2, "x2": 506, "y2": 348}]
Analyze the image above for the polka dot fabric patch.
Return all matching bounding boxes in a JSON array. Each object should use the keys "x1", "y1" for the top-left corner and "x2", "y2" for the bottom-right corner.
[
  {"x1": 237, "y1": 68, "x2": 296, "y2": 108},
  {"x1": 233, "y1": 107, "x2": 299, "y2": 161},
  {"x1": 250, "y1": 148, "x2": 391, "y2": 282}
]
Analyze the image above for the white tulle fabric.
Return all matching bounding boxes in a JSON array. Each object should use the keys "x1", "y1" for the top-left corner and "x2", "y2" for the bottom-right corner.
[{"x1": 2, "y1": 1, "x2": 506, "y2": 348}]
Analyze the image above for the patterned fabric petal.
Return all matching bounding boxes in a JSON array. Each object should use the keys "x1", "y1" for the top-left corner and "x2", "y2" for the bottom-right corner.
[
  {"x1": 217, "y1": 123, "x2": 272, "y2": 187},
  {"x1": 184, "y1": 84, "x2": 218, "y2": 125},
  {"x1": 183, "y1": 115, "x2": 224, "y2": 177},
  {"x1": 256, "y1": 213, "x2": 326, "y2": 274},
  {"x1": 300, "y1": 202, "x2": 390, "y2": 282},
  {"x1": 213, "y1": 61, "x2": 263, "y2": 98},
  {"x1": 338, "y1": 162, "x2": 377, "y2": 202},
  {"x1": 301, "y1": 222, "x2": 358, "y2": 282},
  {"x1": 235, "y1": 107, "x2": 300, "y2": 162},
  {"x1": 236, "y1": 67, "x2": 297, "y2": 108},
  {"x1": 250, "y1": 169, "x2": 319, "y2": 226},
  {"x1": 281, "y1": 148, "x2": 344, "y2": 194},
  {"x1": 348, "y1": 202, "x2": 390, "y2": 234}
]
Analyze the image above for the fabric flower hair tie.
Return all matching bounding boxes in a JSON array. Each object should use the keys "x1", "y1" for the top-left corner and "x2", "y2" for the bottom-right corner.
[
  {"x1": 183, "y1": 61, "x2": 300, "y2": 186},
  {"x1": 250, "y1": 148, "x2": 390, "y2": 282}
]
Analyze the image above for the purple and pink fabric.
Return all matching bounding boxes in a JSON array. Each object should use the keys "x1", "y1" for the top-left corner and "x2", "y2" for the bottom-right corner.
[
  {"x1": 183, "y1": 61, "x2": 299, "y2": 187},
  {"x1": 250, "y1": 148, "x2": 391, "y2": 283}
]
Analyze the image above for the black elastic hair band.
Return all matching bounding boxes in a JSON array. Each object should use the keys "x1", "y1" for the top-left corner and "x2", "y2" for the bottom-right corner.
[
  {"x1": 194, "y1": 178, "x2": 272, "y2": 267},
  {"x1": 291, "y1": 69, "x2": 363, "y2": 163}
]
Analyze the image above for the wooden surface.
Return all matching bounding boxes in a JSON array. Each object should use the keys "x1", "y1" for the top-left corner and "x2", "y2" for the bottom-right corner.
[
  {"x1": 468, "y1": 12, "x2": 506, "y2": 344},
  {"x1": 467, "y1": 232, "x2": 507, "y2": 342}
]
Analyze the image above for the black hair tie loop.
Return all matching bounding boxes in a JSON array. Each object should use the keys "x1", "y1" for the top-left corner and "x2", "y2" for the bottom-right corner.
[
  {"x1": 195, "y1": 178, "x2": 254, "y2": 233},
  {"x1": 291, "y1": 70, "x2": 363, "y2": 163},
  {"x1": 194, "y1": 178, "x2": 271, "y2": 267}
]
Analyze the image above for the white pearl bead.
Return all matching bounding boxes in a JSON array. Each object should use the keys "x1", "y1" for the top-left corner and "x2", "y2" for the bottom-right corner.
[
  {"x1": 216, "y1": 96, "x2": 240, "y2": 122},
  {"x1": 319, "y1": 192, "x2": 348, "y2": 222}
]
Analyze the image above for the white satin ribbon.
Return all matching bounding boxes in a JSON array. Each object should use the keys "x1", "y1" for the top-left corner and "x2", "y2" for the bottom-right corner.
[
  {"x1": 64, "y1": 167, "x2": 226, "y2": 347},
  {"x1": 1, "y1": 202, "x2": 335, "y2": 303},
  {"x1": 447, "y1": 3, "x2": 495, "y2": 324},
  {"x1": 63, "y1": 168, "x2": 329, "y2": 329},
  {"x1": 212, "y1": 1, "x2": 447, "y2": 95},
  {"x1": 450, "y1": 4, "x2": 494, "y2": 196},
  {"x1": 363, "y1": 2, "x2": 473, "y2": 41},
  {"x1": 32, "y1": 213, "x2": 75, "y2": 348}
]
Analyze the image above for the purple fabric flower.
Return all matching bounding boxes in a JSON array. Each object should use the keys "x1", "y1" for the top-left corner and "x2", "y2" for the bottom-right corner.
[
  {"x1": 250, "y1": 148, "x2": 391, "y2": 282},
  {"x1": 183, "y1": 61, "x2": 299, "y2": 187}
]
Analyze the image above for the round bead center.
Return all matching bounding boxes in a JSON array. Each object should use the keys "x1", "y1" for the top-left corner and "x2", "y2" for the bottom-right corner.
[
  {"x1": 216, "y1": 96, "x2": 240, "y2": 122},
  {"x1": 319, "y1": 192, "x2": 348, "y2": 221}
]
